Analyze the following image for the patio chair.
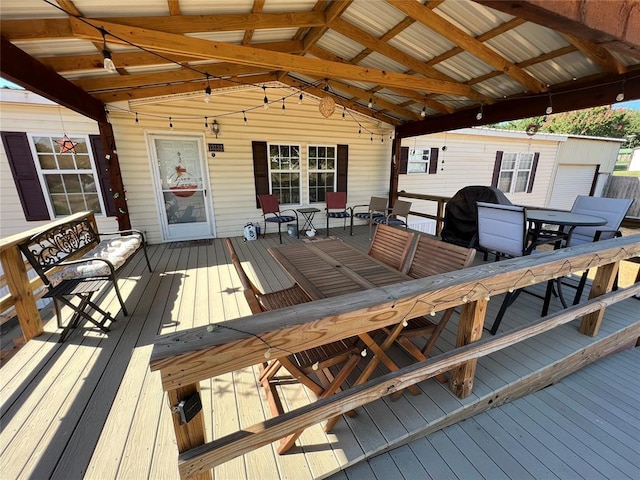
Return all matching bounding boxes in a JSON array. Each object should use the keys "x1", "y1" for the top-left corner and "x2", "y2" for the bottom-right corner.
[
  {"x1": 560, "y1": 195, "x2": 633, "y2": 304},
  {"x1": 476, "y1": 202, "x2": 558, "y2": 334},
  {"x1": 368, "y1": 224, "x2": 416, "y2": 272},
  {"x1": 258, "y1": 194, "x2": 299, "y2": 244},
  {"x1": 325, "y1": 192, "x2": 351, "y2": 237},
  {"x1": 224, "y1": 238, "x2": 362, "y2": 453},
  {"x1": 350, "y1": 196, "x2": 387, "y2": 238},
  {"x1": 388, "y1": 235, "x2": 476, "y2": 384},
  {"x1": 373, "y1": 199, "x2": 412, "y2": 229}
]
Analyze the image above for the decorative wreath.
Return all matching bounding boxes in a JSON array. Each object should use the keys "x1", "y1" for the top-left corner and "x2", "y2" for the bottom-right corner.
[{"x1": 525, "y1": 123, "x2": 539, "y2": 136}]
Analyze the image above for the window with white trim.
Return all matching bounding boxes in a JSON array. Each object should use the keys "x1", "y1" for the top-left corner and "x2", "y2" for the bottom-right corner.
[
  {"x1": 29, "y1": 134, "x2": 105, "y2": 217},
  {"x1": 408, "y1": 149, "x2": 431, "y2": 173},
  {"x1": 498, "y1": 152, "x2": 534, "y2": 193},
  {"x1": 308, "y1": 145, "x2": 336, "y2": 203},
  {"x1": 268, "y1": 143, "x2": 301, "y2": 205}
]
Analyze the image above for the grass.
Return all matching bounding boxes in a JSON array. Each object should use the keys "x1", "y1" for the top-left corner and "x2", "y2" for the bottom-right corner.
[{"x1": 613, "y1": 171, "x2": 640, "y2": 177}]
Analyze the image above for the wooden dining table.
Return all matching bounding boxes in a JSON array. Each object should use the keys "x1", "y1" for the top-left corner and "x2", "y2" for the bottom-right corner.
[{"x1": 268, "y1": 238, "x2": 423, "y2": 400}]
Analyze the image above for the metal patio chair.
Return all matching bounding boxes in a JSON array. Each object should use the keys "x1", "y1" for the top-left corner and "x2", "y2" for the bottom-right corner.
[
  {"x1": 257, "y1": 194, "x2": 299, "y2": 244},
  {"x1": 325, "y1": 191, "x2": 351, "y2": 237}
]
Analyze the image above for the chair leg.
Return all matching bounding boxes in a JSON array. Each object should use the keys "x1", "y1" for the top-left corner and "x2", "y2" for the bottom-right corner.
[
  {"x1": 278, "y1": 223, "x2": 283, "y2": 244},
  {"x1": 573, "y1": 269, "x2": 590, "y2": 305},
  {"x1": 488, "y1": 290, "x2": 521, "y2": 335},
  {"x1": 142, "y1": 244, "x2": 152, "y2": 272},
  {"x1": 326, "y1": 215, "x2": 330, "y2": 238}
]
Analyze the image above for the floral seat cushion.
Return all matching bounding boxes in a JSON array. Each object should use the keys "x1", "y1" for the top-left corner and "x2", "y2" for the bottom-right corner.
[{"x1": 50, "y1": 236, "x2": 143, "y2": 286}]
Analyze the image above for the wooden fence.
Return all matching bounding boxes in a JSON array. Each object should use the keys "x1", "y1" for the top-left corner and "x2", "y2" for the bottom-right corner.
[{"x1": 150, "y1": 235, "x2": 640, "y2": 480}]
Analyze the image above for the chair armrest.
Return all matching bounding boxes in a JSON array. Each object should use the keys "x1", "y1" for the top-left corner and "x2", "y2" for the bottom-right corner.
[
  {"x1": 278, "y1": 208, "x2": 299, "y2": 219},
  {"x1": 99, "y1": 229, "x2": 147, "y2": 242},
  {"x1": 593, "y1": 229, "x2": 622, "y2": 241},
  {"x1": 350, "y1": 204, "x2": 369, "y2": 213}
]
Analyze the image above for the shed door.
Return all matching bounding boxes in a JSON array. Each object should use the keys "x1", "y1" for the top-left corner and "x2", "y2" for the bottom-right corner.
[{"x1": 549, "y1": 165, "x2": 596, "y2": 210}]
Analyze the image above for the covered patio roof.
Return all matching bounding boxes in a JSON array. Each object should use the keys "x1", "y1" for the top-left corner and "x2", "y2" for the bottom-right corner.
[{"x1": 1, "y1": 0, "x2": 639, "y2": 136}]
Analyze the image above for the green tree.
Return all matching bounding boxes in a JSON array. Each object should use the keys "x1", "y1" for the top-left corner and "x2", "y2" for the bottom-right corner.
[{"x1": 491, "y1": 106, "x2": 640, "y2": 148}]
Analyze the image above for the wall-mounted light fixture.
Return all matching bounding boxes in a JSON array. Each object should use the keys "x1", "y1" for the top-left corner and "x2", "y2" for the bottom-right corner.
[{"x1": 211, "y1": 119, "x2": 220, "y2": 138}]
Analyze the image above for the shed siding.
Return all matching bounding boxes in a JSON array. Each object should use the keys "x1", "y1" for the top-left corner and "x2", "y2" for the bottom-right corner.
[
  {"x1": 109, "y1": 87, "x2": 391, "y2": 242},
  {"x1": 0, "y1": 97, "x2": 115, "y2": 237},
  {"x1": 399, "y1": 131, "x2": 560, "y2": 215}
]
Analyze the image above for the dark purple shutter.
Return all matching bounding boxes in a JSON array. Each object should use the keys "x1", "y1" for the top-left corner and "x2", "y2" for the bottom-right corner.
[
  {"x1": 337, "y1": 144, "x2": 348, "y2": 193},
  {"x1": 527, "y1": 152, "x2": 539, "y2": 193},
  {"x1": 252, "y1": 141, "x2": 269, "y2": 208},
  {"x1": 429, "y1": 147, "x2": 439, "y2": 174},
  {"x1": 491, "y1": 151, "x2": 503, "y2": 188},
  {"x1": 89, "y1": 135, "x2": 116, "y2": 216},
  {"x1": 1, "y1": 131, "x2": 50, "y2": 221},
  {"x1": 399, "y1": 147, "x2": 409, "y2": 174}
]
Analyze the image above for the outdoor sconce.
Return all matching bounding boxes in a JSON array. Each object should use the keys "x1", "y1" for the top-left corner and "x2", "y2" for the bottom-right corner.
[{"x1": 211, "y1": 119, "x2": 220, "y2": 138}]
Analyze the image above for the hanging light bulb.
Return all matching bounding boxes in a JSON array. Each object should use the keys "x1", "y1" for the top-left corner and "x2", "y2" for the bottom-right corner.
[
  {"x1": 169, "y1": 117, "x2": 173, "y2": 128},
  {"x1": 358, "y1": 126, "x2": 362, "y2": 137},
  {"x1": 545, "y1": 93, "x2": 553, "y2": 115},
  {"x1": 242, "y1": 110, "x2": 248, "y2": 125},
  {"x1": 381, "y1": 136, "x2": 384, "y2": 144},
  {"x1": 616, "y1": 80, "x2": 625, "y2": 102},
  {"x1": 134, "y1": 112, "x2": 139, "y2": 124},
  {"x1": 204, "y1": 116, "x2": 208, "y2": 129},
  {"x1": 204, "y1": 76, "x2": 212, "y2": 103},
  {"x1": 370, "y1": 133, "x2": 373, "y2": 143},
  {"x1": 342, "y1": 106, "x2": 346, "y2": 120},
  {"x1": 263, "y1": 85, "x2": 269, "y2": 109},
  {"x1": 298, "y1": 91, "x2": 303, "y2": 104},
  {"x1": 476, "y1": 104, "x2": 484, "y2": 121},
  {"x1": 100, "y1": 29, "x2": 117, "y2": 73},
  {"x1": 368, "y1": 97, "x2": 373, "y2": 109},
  {"x1": 281, "y1": 98, "x2": 286, "y2": 114},
  {"x1": 420, "y1": 105, "x2": 426, "y2": 118}
]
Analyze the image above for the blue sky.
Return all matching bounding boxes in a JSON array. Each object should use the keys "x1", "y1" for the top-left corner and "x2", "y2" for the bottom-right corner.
[{"x1": 2, "y1": 77, "x2": 639, "y2": 110}]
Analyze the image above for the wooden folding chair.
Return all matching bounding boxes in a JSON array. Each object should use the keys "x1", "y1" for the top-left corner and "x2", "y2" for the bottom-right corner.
[
  {"x1": 224, "y1": 238, "x2": 362, "y2": 453},
  {"x1": 368, "y1": 223, "x2": 416, "y2": 271},
  {"x1": 387, "y1": 235, "x2": 476, "y2": 389}
]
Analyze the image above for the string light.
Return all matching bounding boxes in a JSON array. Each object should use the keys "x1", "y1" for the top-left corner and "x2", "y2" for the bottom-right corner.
[
  {"x1": 204, "y1": 116, "x2": 208, "y2": 129},
  {"x1": 358, "y1": 126, "x2": 362, "y2": 136},
  {"x1": 263, "y1": 85, "x2": 269, "y2": 109},
  {"x1": 476, "y1": 104, "x2": 484, "y2": 121},
  {"x1": 100, "y1": 29, "x2": 116, "y2": 73},
  {"x1": 421, "y1": 105, "x2": 426, "y2": 118},
  {"x1": 282, "y1": 97, "x2": 286, "y2": 114},
  {"x1": 169, "y1": 117, "x2": 173, "y2": 128},
  {"x1": 545, "y1": 93, "x2": 553, "y2": 115},
  {"x1": 342, "y1": 106, "x2": 346, "y2": 120},
  {"x1": 616, "y1": 79, "x2": 625, "y2": 102},
  {"x1": 298, "y1": 91, "x2": 304, "y2": 104},
  {"x1": 211, "y1": 119, "x2": 220, "y2": 138},
  {"x1": 368, "y1": 97, "x2": 373, "y2": 109},
  {"x1": 370, "y1": 133, "x2": 373, "y2": 143},
  {"x1": 243, "y1": 110, "x2": 247, "y2": 125},
  {"x1": 134, "y1": 112, "x2": 138, "y2": 124},
  {"x1": 204, "y1": 75, "x2": 212, "y2": 103}
]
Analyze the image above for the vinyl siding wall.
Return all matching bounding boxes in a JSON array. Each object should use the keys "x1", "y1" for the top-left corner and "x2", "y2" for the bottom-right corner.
[
  {"x1": 109, "y1": 86, "x2": 392, "y2": 243},
  {"x1": 399, "y1": 129, "x2": 563, "y2": 216},
  {"x1": 0, "y1": 91, "x2": 116, "y2": 237}
]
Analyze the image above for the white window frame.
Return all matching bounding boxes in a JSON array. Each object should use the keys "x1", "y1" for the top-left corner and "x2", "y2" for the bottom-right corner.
[
  {"x1": 408, "y1": 148, "x2": 431, "y2": 174},
  {"x1": 307, "y1": 144, "x2": 337, "y2": 203},
  {"x1": 498, "y1": 152, "x2": 535, "y2": 193},
  {"x1": 267, "y1": 142, "x2": 302, "y2": 206},
  {"x1": 27, "y1": 133, "x2": 106, "y2": 218}
]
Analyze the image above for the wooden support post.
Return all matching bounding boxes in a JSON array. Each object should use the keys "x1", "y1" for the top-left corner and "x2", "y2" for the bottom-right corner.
[
  {"x1": 167, "y1": 383, "x2": 211, "y2": 480},
  {"x1": 0, "y1": 245, "x2": 43, "y2": 340},
  {"x1": 579, "y1": 261, "x2": 619, "y2": 337},
  {"x1": 450, "y1": 298, "x2": 487, "y2": 398}
]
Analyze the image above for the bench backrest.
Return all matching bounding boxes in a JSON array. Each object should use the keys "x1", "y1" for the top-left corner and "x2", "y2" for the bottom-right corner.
[{"x1": 18, "y1": 218, "x2": 100, "y2": 286}]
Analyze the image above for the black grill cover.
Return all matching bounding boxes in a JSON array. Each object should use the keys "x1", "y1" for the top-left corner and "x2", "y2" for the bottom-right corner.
[{"x1": 441, "y1": 186, "x2": 512, "y2": 247}]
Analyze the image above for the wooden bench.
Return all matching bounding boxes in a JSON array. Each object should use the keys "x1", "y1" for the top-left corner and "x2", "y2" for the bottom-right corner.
[{"x1": 18, "y1": 216, "x2": 151, "y2": 341}]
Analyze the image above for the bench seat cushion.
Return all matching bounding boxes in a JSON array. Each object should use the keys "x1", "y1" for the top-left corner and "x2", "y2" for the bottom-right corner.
[{"x1": 50, "y1": 236, "x2": 142, "y2": 286}]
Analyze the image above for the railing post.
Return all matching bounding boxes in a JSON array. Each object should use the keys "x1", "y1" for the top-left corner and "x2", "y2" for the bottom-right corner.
[
  {"x1": 167, "y1": 383, "x2": 211, "y2": 480},
  {"x1": 450, "y1": 298, "x2": 487, "y2": 398},
  {"x1": 436, "y1": 199, "x2": 445, "y2": 236},
  {"x1": 579, "y1": 261, "x2": 619, "y2": 336},
  {"x1": 0, "y1": 245, "x2": 43, "y2": 340}
]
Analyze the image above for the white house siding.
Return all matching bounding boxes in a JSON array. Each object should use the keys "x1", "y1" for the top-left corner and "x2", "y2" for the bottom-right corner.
[
  {"x1": 110, "y1": 85, "x2": 392, "y2": 243},
  {"x1": 399, "y1": 129, "x2": 563, "y2": 216},
  {"x1": 0, "y1": 90, "x2": 117, "y2": 238}
]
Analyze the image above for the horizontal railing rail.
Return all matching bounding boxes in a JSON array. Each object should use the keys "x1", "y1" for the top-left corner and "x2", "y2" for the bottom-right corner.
[{"x1": 150, "y1": 234, "x2": 640, "y2": 480}]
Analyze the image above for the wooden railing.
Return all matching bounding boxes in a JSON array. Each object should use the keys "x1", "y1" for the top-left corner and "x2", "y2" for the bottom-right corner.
[
  {"x1": 150, "y1": 235, "x2": 640, "y2": 480},
  {"x1": 0, "y1": 211, "x2": 99, "y2": 341},
  {"x1": 397, "y1": 192, "x2": 449, "y2": 236}
]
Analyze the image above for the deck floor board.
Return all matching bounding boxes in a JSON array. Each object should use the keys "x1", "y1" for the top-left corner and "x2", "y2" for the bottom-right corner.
[{"x1": 1, "y1": 227, "x2": 638, "y2": 480}]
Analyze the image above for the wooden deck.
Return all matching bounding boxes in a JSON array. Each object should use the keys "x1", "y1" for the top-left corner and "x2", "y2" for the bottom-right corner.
[
  {"x1": 1, "y1": 226, "x2": 639, "y2": 479},
  {"x1": 334, "y1": 347, "x2": 640, "y2": 480}
]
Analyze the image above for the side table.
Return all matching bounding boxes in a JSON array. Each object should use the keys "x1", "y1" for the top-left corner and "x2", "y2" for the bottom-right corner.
[{"x1": 297, "y1": 207, "x2": 321, "y2": 234}]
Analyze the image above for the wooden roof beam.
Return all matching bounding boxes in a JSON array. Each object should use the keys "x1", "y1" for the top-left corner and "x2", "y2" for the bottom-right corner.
[
  {"x1": 301, "y1": 0, "x2": 352, "y2": 53},
  {"x1": 69, "y1": 17, "x2": 476, "y2": 97},
  {"x1": 387, "y1": 0, "x2": 547, "y2": 94},
  {"x1": 243, "y1": 0, "x2": 266, "y2": 45},
  {"x1": 397, "y1": 73, "x2": 640, "y2": 138},
  {"x1": 475, "y1": 0, "x2": 640, "y2": 60},
  {"x1": 0, "y1": 35, "x2": 106, "y2": 122},
  {"x1": 563, "y1": 34, "x2": 627, "y2": 75}
]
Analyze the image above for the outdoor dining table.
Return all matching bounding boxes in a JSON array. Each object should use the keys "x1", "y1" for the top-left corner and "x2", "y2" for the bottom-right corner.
[
  {"x1": 526, "y1": 209, "x2": 607, "y2": 315},
  {"x1": 268, "y1": 238, "x2": 424, "y2": 398}
]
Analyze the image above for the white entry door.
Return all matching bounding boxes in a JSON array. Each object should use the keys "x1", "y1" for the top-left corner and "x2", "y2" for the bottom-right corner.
[{"x1": 149, "y1": 135, "x2": 214, "y2": 241}]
